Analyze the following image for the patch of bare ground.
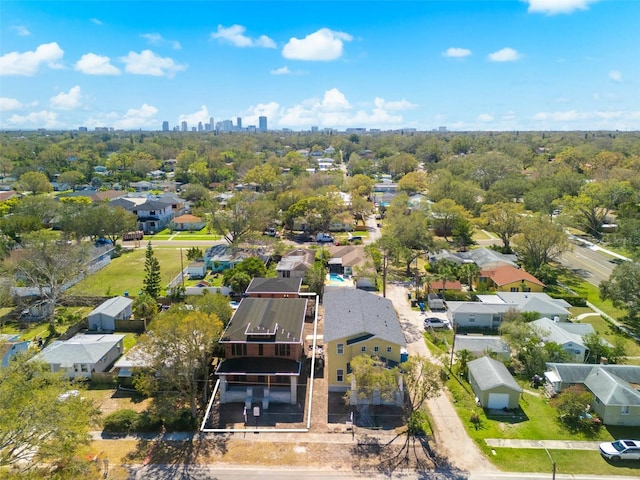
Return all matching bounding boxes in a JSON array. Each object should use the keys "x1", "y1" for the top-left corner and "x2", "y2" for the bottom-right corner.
[{"x1": 84, "y1": 387, "x2": 151, "y2": 415}]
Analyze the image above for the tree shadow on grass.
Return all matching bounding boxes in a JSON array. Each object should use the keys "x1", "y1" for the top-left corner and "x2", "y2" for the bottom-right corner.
[
  {"x1": 349, "y1": 433, "x2": 471, "y2": 479},
  {"x1": 125, "y1": 433, "x2": 228, "y2": 476}
]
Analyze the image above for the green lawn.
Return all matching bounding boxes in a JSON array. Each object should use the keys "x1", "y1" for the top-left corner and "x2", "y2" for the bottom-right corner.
[
  {"x1": 444, "y1": 375, "x2": 640, "y2": 475},
  {"x1": 488, "y1": 448, "x2": 640, "y2": 476},
  {"x1": 68, "y1": 248, "x2": 186, "y2": 297}
]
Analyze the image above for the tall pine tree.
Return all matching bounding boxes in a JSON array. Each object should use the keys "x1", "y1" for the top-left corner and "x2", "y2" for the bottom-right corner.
[{"x1": 142, "y1": 242, "x2": 161, "y2": 299}]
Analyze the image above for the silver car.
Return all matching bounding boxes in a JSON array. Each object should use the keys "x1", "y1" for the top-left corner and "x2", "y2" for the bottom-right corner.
[{"x1": 599, "y1": 440, "x2": 640, "y2": 461}]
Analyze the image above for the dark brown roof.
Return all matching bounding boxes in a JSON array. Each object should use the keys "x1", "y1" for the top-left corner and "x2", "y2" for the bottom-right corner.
[
  {"x1": 245, "y1": 277, "x2": 302, "y2": 295},
  {"x1": 216, "y1": 357, "x2": 301, "y2": 375},
  {"x1": 219, "y1": 297, "x2": 307, "y2": 344}
]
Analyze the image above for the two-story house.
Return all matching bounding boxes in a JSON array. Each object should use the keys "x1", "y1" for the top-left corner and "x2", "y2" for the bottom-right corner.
[
  {"x1": 216, "y1": 297, "x2": 308, "y2": 408},
  {"x1": 323, "y1": 287, "x2": 407, "y2": 404},
  {"x1": 133, "y1": 199, "x2": 173, "y2": 234}
]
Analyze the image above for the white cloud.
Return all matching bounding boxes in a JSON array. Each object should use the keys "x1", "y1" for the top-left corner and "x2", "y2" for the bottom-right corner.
[
  {"x1": 270, "y1": 66, "x2": 291, "y2": 75},
  {"x1": 608, "y1": 70, "x2": 622, "y2": 82},
  {"x1": 0, "y1": 42, "x2": 64, "y2": 76},
  {"x1": 282, "y1": 28, "x2": 353, "y2": 61},
  {"x1": 242, "y1": 102, "x2": 282, "y2": 127},
  {"x1": 373, "y1": 98, "x2": 417, "y2": 111},
  {"x1": 488, "y1": 47, "x2": 521, "y2": 62},
  {"x1": 276, "y1": 88, "x2": 407, "y2": 128},
  {"x1": 6, "y1": 110, "x2": 62, "y2": 129},
  {"x1": 120, "y1": 50, "x2": 187, "y2": 77},
  {"x1": 178, "y1": 105, "x2": 212, "y2": 128},
  {"x1": 12, "y1": 25, "x2": 31, "y2": 36},
  {"x1": 211, "y1": 25, "x2": 276, "y2": 48},
  {"x1": 524, "y1": 0, "x2": 599, "y2": 15},
  {"x1": 90, "y1": 18, "x2": 103, "y2": 25},
  {"x1": 442, "y1": 47, "x2": 472, "y2": 58},
  {"x1": 75, "y1": 53, "x2": 120, "y2": 75},
  {"x1": 141, "y1": 33, "x2": 181, "y2": 50},
  {"x1": 113, "y1": 104, "x2": 159, "y2": 130},
  {"x1": 477, "y1": 114, "x2": 494, "y2": 122},
  {"x1": 50, "y1": 86, "x2": 84, "y2": 110},
  {"x1": 0, "y1": 97, "x2": 37, "y2": 111}
]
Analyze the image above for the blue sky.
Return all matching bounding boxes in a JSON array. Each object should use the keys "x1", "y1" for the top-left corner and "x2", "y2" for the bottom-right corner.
[{"x1": 1, "y1": 0, "x2": 638, "y2": 131}]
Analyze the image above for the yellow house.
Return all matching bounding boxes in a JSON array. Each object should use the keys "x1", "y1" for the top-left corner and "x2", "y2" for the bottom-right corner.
[
  {"x1": 323, "y1": 286, "x2": 407, "y2": 398},
  {"x1": 478, "y1": 265, "x2": 544, "y2": 293}
]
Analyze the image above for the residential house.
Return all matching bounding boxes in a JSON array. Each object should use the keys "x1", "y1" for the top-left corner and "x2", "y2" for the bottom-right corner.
[
  {"x1": 87, "y1": 296, "x2": 134, "y2": 332},
  {"x1": 276, "y1": 249, "x2": 315, "y2": 279},
  {"x1": 245, "y1": 277, "x2": 302, "y2": 298},
  {"x1": 130, "y1": 180, "x2": 153, "y2": 192},
  {"x1": 323, "y1": 287, "x2": 407, "y2": 404},
  {"x1": 446, "y1": 292, "x2": 571, "y2": 329},
  {"x1": 32, "y1": 333, "x2": 125, "y2": 379},
  {"x1": 156, "y1": 192, "x2": 187, "y2": 217},
  {"x1": 327, "y1": 245, "x2": 375, "y2": 289},
  {"x1": 544, "y1": 363, "x2": 640, "y2": 426},
  {"x1": 468, "y1": 356, "x2": 522, "y2": 409},
  {"x1": 133, "y1": 199, "x2": 174, "y2": 234},
  {"x1": 203, "y1": 245, "x2": 250, "y2": 272},
  {"x1": 0, "y1": 190, "x2": 22, "y2": 202},
  {"x1": 172, "y1": 213, "x2": 205, "y2": 231},
  {"x1": 454, "y1": 335, "x2": 511, "y2": 361},
  {"x1": 531, "y1": 317, "x2": 601, "y2": 363},
  {"x1": 459, "y1": 248, "x2": 519, "y2": 270},
  {"x1": 216, "y1": 297, "x2": 308, "y2": 407},
  {"x1": 0, "y1": 334, "x2": 30, "y2": 367},
  {"x1": 478, "y1": 265, "x2": 545, "y2": 293}
]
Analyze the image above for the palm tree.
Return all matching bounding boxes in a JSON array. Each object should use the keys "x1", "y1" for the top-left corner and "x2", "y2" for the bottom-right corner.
[
  {"x1": 133, "y1": 293, "x2": 158, "y2": 331},
  {"x1": 458, "y1": 263, "x2": 481, "y2": 292}
]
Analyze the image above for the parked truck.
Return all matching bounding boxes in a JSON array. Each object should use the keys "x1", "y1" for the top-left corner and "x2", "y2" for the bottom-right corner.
[{"x1": 316, "y1": 233, "x2": 334, "y2": 243}]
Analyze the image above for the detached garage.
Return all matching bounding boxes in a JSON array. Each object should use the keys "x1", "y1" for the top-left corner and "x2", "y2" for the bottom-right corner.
[{"x1": 468, "y1": 356, "x2": 522, "y2": 410}]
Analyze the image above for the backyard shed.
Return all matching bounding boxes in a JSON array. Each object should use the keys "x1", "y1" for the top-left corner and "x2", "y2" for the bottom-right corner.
[
  {"x1": 468, "y1": 356, "x2": 522, "y2": 410},
  {"x1": 87, "y1": 296, "x2": 133, "y2": 332}
]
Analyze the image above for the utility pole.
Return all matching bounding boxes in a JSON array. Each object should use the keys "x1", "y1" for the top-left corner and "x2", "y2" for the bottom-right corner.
[{"x1": 538, "y1": 441, "x2": 556, "y2": 480}]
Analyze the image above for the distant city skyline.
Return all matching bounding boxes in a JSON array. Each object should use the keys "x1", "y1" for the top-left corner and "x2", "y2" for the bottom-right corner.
[{"x1": 1, "y1": 1, "x2": 639, "y2": 131}]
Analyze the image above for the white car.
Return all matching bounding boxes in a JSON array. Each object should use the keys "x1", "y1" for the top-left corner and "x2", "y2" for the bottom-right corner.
[
  {"x1": 599, "y1": 440, "x2": 640, "y2": 461},
  {"x1": 424, "y1": 317, "x2": 448, "y2": 329}
]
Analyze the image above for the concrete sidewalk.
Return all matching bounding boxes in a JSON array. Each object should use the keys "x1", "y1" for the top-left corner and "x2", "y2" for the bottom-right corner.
[{"x1": 485, "y1": 438, "x2": 601, "y2": 450}]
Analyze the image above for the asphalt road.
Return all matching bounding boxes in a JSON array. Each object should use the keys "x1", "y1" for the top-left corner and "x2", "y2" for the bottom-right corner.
[{"x1": 559, "y1": 243, "x2": 616, "y2": 287}]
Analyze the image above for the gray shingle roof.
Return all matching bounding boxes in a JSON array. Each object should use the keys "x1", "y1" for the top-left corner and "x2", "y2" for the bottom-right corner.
[
  {"x1": 34, "y1": 334, "x2": 124, "y2": 367},
  {"x1": 468, "y1": 356, "x2": 522, "y2": 392},
  {"x1": 531, "y1": 317, "x2": 594, "y2": 347},
  {"x1": 585, "y1": 367, "x2": 640, "y2": 406},
  {"x1": 454, "y1": 335, "x2": 511, "y2": 356},
  {"x1": 322, "y1": 286, "x2": 406, "y2": 347},
  {"x1": 88, "y1": 296, "x2": 133, "y2": 318},
  {"x1": 547, "y1": 363, "x2": 640, "y2": 385}
]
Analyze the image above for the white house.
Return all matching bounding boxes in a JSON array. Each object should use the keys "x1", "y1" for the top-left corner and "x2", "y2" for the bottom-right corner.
[
  {"x1": 87, "y1": 296, "x2": 133, "y2": 332},
  {"x1": 531, "y1": 317, "x2": 600, "y2": 363},
  {"x1": 33, "y1": 333, "x2": 125, "y2": 379}
]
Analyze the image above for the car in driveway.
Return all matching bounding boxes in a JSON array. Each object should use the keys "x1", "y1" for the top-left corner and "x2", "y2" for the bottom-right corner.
[
  {"x1": 423, "y1": 317, "x2": 448, "y2": 329},
  {"x1": 599, "y1": 440, "x2": 640, "y2": 461}
]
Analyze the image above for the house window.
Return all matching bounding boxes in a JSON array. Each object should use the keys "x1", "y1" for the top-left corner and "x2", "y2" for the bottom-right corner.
[
  {"x1": 258, "y1": 344, "x2": 263, "y2": 356},
  {"x1": 374, "y1": 346, "x2": 379, "y2": 353},
  {"x1": 469, "y1": 316, "x2": 475, "y2": 323},
  {"x1": 510, "y1": 287, "x2": 519, "y2": 292},
  {"x1": 283, "y1": 270, "x2": 290, "y2": 278},
  {"x1": 337, "y1": 343, "x2": 344, "y2": 355},
  {"x1": 361, "y1": 346, "x2": 366, "y2": 353},
  {"x1": 386, "y1": 346, "x2": 392, "y2": 354},
  {"x1": 337, "y1": 369, "x2": 344, "y2": 382},
  {"x1": 523, "y1": 287, "x2": 531, "y2": 292},
  {"x1": 232, "y1": 344, "x2": 247, "y2": 356},
  {"x1": 621, "y1": 405, "x2": 630, "y2": 415},
  {"x1": 80, "y1": 364, "x2": 88, "y2": 373},
  {"x1": 276, "y1": 344, "x2": 291, "y2": 356}
]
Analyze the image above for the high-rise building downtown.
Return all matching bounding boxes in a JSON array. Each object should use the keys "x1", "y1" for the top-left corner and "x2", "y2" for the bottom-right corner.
[
  {"x1": 162, "y1": 121, "x2": 169, "y2": 132},
  {"x1": 258, "y1": 116, "x2": 267, "y2": 132},
  {"x1": 181, "y1": 121, "x2": 188, "y2": 132},
  {"x1": 237, "y1": 117, "x2": 242, "y2": 130}
]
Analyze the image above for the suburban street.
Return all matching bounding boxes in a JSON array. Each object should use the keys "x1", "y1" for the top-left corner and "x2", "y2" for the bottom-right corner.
[{"x1": 559, "y1": 242, "x2": 617, "y2": 287}]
